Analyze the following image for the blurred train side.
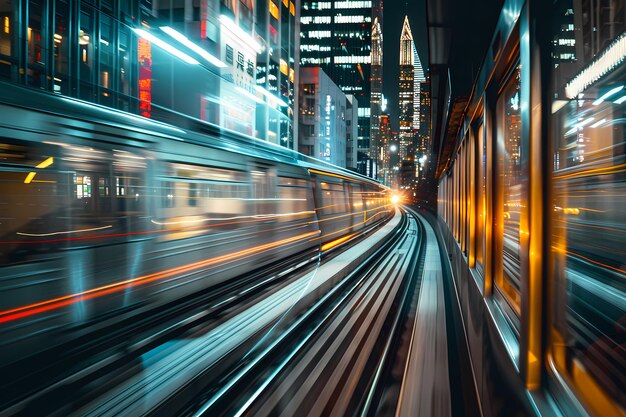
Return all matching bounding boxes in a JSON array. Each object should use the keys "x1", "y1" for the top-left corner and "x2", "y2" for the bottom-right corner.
[
  {"x1": 435, "y1": 2, "x2": 625, "y2": 417},
  {"x1": 0, "y1": 82, "x2": 392, "y2": 365}
]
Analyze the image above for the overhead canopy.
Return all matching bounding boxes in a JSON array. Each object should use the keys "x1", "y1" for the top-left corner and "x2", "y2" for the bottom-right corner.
[{"x1": 426, "y1": 0, "x2": 503, "y2": 177}]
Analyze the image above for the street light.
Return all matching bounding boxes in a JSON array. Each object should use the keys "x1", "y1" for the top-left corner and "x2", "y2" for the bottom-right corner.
[{"x1": 390, "y1": 144, "x2": 397, "y2": 152}]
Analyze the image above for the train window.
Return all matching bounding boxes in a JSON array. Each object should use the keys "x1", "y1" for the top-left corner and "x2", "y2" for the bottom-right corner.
[
  {"x1": 157, "y1": 162, "x2": 247, "y2": 228},
  {"x1": 0, "y1": 141, "x2": 70, "y2": 262},
  {"x1": 320, "y1": 180, "x2": 347, "y2": 215},
  {"x1": 495, "y1": 63, "x2": 523, "y2": 324},
  {"x1": 549, "y1": 6, "x2": 626, "y2": 413},
  {"x1": 74, "y1": 175, "x2": 92, "y2": 198},
  {"x1": 277, "y1": 176, "x2": 309, "y2": 219}
]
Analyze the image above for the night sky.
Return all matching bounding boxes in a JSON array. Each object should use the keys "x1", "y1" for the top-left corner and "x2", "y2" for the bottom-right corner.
[{"x1": 381, "y1": 0, "x2": 428, "y2": 131}]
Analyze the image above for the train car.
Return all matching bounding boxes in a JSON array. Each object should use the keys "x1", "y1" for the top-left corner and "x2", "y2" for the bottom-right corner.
[
  {"x1": 434, "y1": 1, "x2": 625, "y2": 416},
  {"x1": 0, "y1": 81, "x2": 392, "y2": 367}
]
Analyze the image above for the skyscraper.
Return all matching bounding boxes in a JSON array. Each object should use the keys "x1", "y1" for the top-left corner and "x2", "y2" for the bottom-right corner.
[
  {"x1": 370, "y1": 15, "x2": 383, "y2": 174},
  {"x1": 298, "y1": 67, "x2": 348, "y2": 167},
  {"x1": 419, "y1": 78, "x2": 431, "y2": 154},
  {"x1": 300, "y1": 0, "x2": 380, "y2": 175},
  {"x1": 255, "y1": 0, "x2": 300, "y2": 149},
  {"x1": 398, "y1": 16, "x2": 425, "y2": 161}
]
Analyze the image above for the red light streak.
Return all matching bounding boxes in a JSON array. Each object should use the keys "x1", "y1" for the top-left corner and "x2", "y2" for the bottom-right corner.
[{"x1": 0, "y1": 231, "x2": 319, "y2": 325}]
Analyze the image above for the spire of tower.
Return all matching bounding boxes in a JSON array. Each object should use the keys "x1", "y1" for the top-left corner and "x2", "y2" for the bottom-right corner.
[{"x1": 400, "y1": 16, "x2": 413, "y2": 42}]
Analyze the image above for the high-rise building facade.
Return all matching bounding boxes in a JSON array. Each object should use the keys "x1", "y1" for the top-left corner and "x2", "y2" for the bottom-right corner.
[
  {"x1": 0, "y1": 0, "x2": 299, "y2": 150},
  {"x1": 256, "y1": 0, "x2": 300, "y2": 149},
  {"x1": 346, "y1": 94, "x2": 359, "y2": 170},
  {"x1": 369, "y1": 15, "x2": 383, "y2": 171},
  {"x1": 418, "y1": 78, "x2": 431, "y2": 153},
  {"x1": 398, "y1": 16, "x2": 425, "y2": 163},
  {"x1": 298, "y1": 67, "x2": 348, "y2": 167},
  {"x1": 300, "y1": 0, "x2": 381, "y2": 174}
]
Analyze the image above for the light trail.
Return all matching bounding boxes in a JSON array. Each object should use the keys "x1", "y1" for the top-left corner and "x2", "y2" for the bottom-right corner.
[{"x1": 0, "y1": 231, "x2": 319, "y2": 325}]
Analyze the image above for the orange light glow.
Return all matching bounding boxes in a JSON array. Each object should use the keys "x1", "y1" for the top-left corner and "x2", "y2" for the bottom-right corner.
[{"x1": 321, "y1": 233, "x2": 358, "y2": 251}]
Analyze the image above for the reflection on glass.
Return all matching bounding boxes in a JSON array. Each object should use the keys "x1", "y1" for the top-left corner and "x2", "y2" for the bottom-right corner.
[
  {"x1": 496, "y1": 64, "x2": 522, "y2": 319},
  {"x1": 27, "y1": 0, "x2": 44, "y2": 87},
  {"x1": 54, "y1": 0, "x2": 70, "y2": 93},
  {"x1": 79, "y1": 6, "x2": 94, "y2": 100},
  {"x1": 476, "y1": 123, "x2": 485, "y2": 270},
  {"x1": 550, "y1": 1, "x2": 626, "y2": 414}
]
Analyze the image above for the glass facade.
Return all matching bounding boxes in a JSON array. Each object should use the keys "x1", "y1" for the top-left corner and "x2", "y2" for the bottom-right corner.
[
  {"x1": 300, "y1": 0, "x2": 378, "y2": 174},
  {"x1": 0, "y1": 0, "x2": 297, "y2": 149}
]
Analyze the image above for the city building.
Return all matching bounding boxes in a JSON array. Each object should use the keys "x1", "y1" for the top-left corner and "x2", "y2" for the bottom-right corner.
[
  {"x1": 418, "y1": 78, "x2": 431, "y2": 153},
  {"x1": 0, "y1": 0, "x2": 299, "y2": 150},
  {"x1": 298, "y1": 67, "x2": 347, "y2": 167},
  {"x1": 398, "y1": 16, "x2": 425, "y2": 162},
  {"x1": 255, "y1": 0, "x2": 300, "y2": 149},
  {"x1": 378, "y1": 113, "x2": 393, "y2": 186},
  {"x1": 299, "y1": 0, "x2": 381, "y2": 175},
  {"x1": 346, "y1": 94, "x2": 359, "y2": 170},
  {"x1": 369, "y1": 15, "x2": 383, "y2": 171}
]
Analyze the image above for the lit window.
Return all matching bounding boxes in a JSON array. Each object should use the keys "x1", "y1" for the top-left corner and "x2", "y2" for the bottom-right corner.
[
  {"x1": 308, "y1": 30, "x2": 331, "y2": 38},
  {"x1": 269, "y1": 1, "x2": 279, "y2": 19},
  {"x1": 335, "y1": 1, "x2": 371, "y2": 8},
  {"x1": 334, "y1": 15, "x2": 371, "y2": 23}
]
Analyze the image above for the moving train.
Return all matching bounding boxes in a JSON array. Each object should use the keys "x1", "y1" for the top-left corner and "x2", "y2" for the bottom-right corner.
[
  {"x1": 434, "y1": 1, "x2": 625, "y2": 416},
  {"x1": 0, "y1": 81, "x2": 392, "y2": 368}
]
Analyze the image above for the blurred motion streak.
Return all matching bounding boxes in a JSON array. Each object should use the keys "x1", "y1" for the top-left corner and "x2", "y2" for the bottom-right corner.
[
  {"x1": 0, "y1": 231, "x2": 319, "y2": 325},
  {"x1": 321, "y1": 233, "x2": 358, "y2": 251}
]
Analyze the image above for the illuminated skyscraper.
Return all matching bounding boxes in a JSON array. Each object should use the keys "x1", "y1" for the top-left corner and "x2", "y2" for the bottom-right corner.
[
  {"x1": 398, "y1": 16, "x2": 425, "y2": 161},
  {"x1": 300, "y1": 0, "x2": 381, "y2": 175},
  {"x1": 255, "y1": 0, "x2": 300, "y2": 149},
  {"x1": 419, "y1": 78, "x2": 431, "y2": 153},
  {"x1": 370, "y1": 15, "x2": 383, "y2": 174}
]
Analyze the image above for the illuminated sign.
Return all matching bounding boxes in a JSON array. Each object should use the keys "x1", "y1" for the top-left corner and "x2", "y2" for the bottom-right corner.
[{"x1": 138, "y1": 38, "x2": 152, "y2": 118}]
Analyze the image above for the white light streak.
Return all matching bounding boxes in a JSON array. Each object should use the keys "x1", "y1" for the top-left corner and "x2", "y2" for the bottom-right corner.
[
  {"x1": 160, "y1": 26, "x2": 227, "y2": 68},
  {"x1": 614, "y1": 94, "x2": 626, "y2": 104},
  {"x1": 235, "y1": 86, "x2": 264, "y2": 104},
  {"x1": 255, "y1": 86, "x2": 288, "y2": 107},
  {"x1": 219, "y1": 15, "x2": 262, "y2": 53},
  {"x1": 151, "y1": 211, "x2": 315, "y2": 226},
  {"x1": 565, "y1": 33, "x2": 626, "y2": 98},
  {"x1": 590, "y1": 119, "x2": 606, "y2": 128},
  {"x1": 17, "y1": 225, "x2": 113, "y2": 237},
  {"x1": 132, "y1": 28, "x2": 199, "y2": 65},
  {"x1": 592, "y1": 85, "x2": 623, "y2": 105}
]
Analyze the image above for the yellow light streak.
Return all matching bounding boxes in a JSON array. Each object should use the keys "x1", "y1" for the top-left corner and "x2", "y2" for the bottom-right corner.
[
  {"x1": 23, "y1": 172, "x2": 36, "y2": 184},
  {"x1": 35, "y1": 157, "x2": 54, "y2": 169},
  {"x1": 321, "y1": 233, "x2": 358, "y2": 251},
  {"x1": 151, "y1": 211, "x2": 315, "y2": 226}
]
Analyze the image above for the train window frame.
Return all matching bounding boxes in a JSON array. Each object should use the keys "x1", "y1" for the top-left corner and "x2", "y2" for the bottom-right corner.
[{"x1": 493, "y1": 58, "x2": 524, "y2": 337}]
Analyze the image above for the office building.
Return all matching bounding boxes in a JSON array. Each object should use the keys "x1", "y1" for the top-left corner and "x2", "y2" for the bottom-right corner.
[
  {"x1": 255, "y1": 0, "x2": 300, "y2": 149},
  {"x1": 300, "y1": 0, "x2": 381, "y2": 174},
  {"x1": 0, "y1": 0, "x2": 299, "y2": 149},
  {"x1": 298, "y1": 67, "x2": 347, "y2": 167},
  {"x1": 346, "y1": 94, "x2": 359, "y2": 170}
]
